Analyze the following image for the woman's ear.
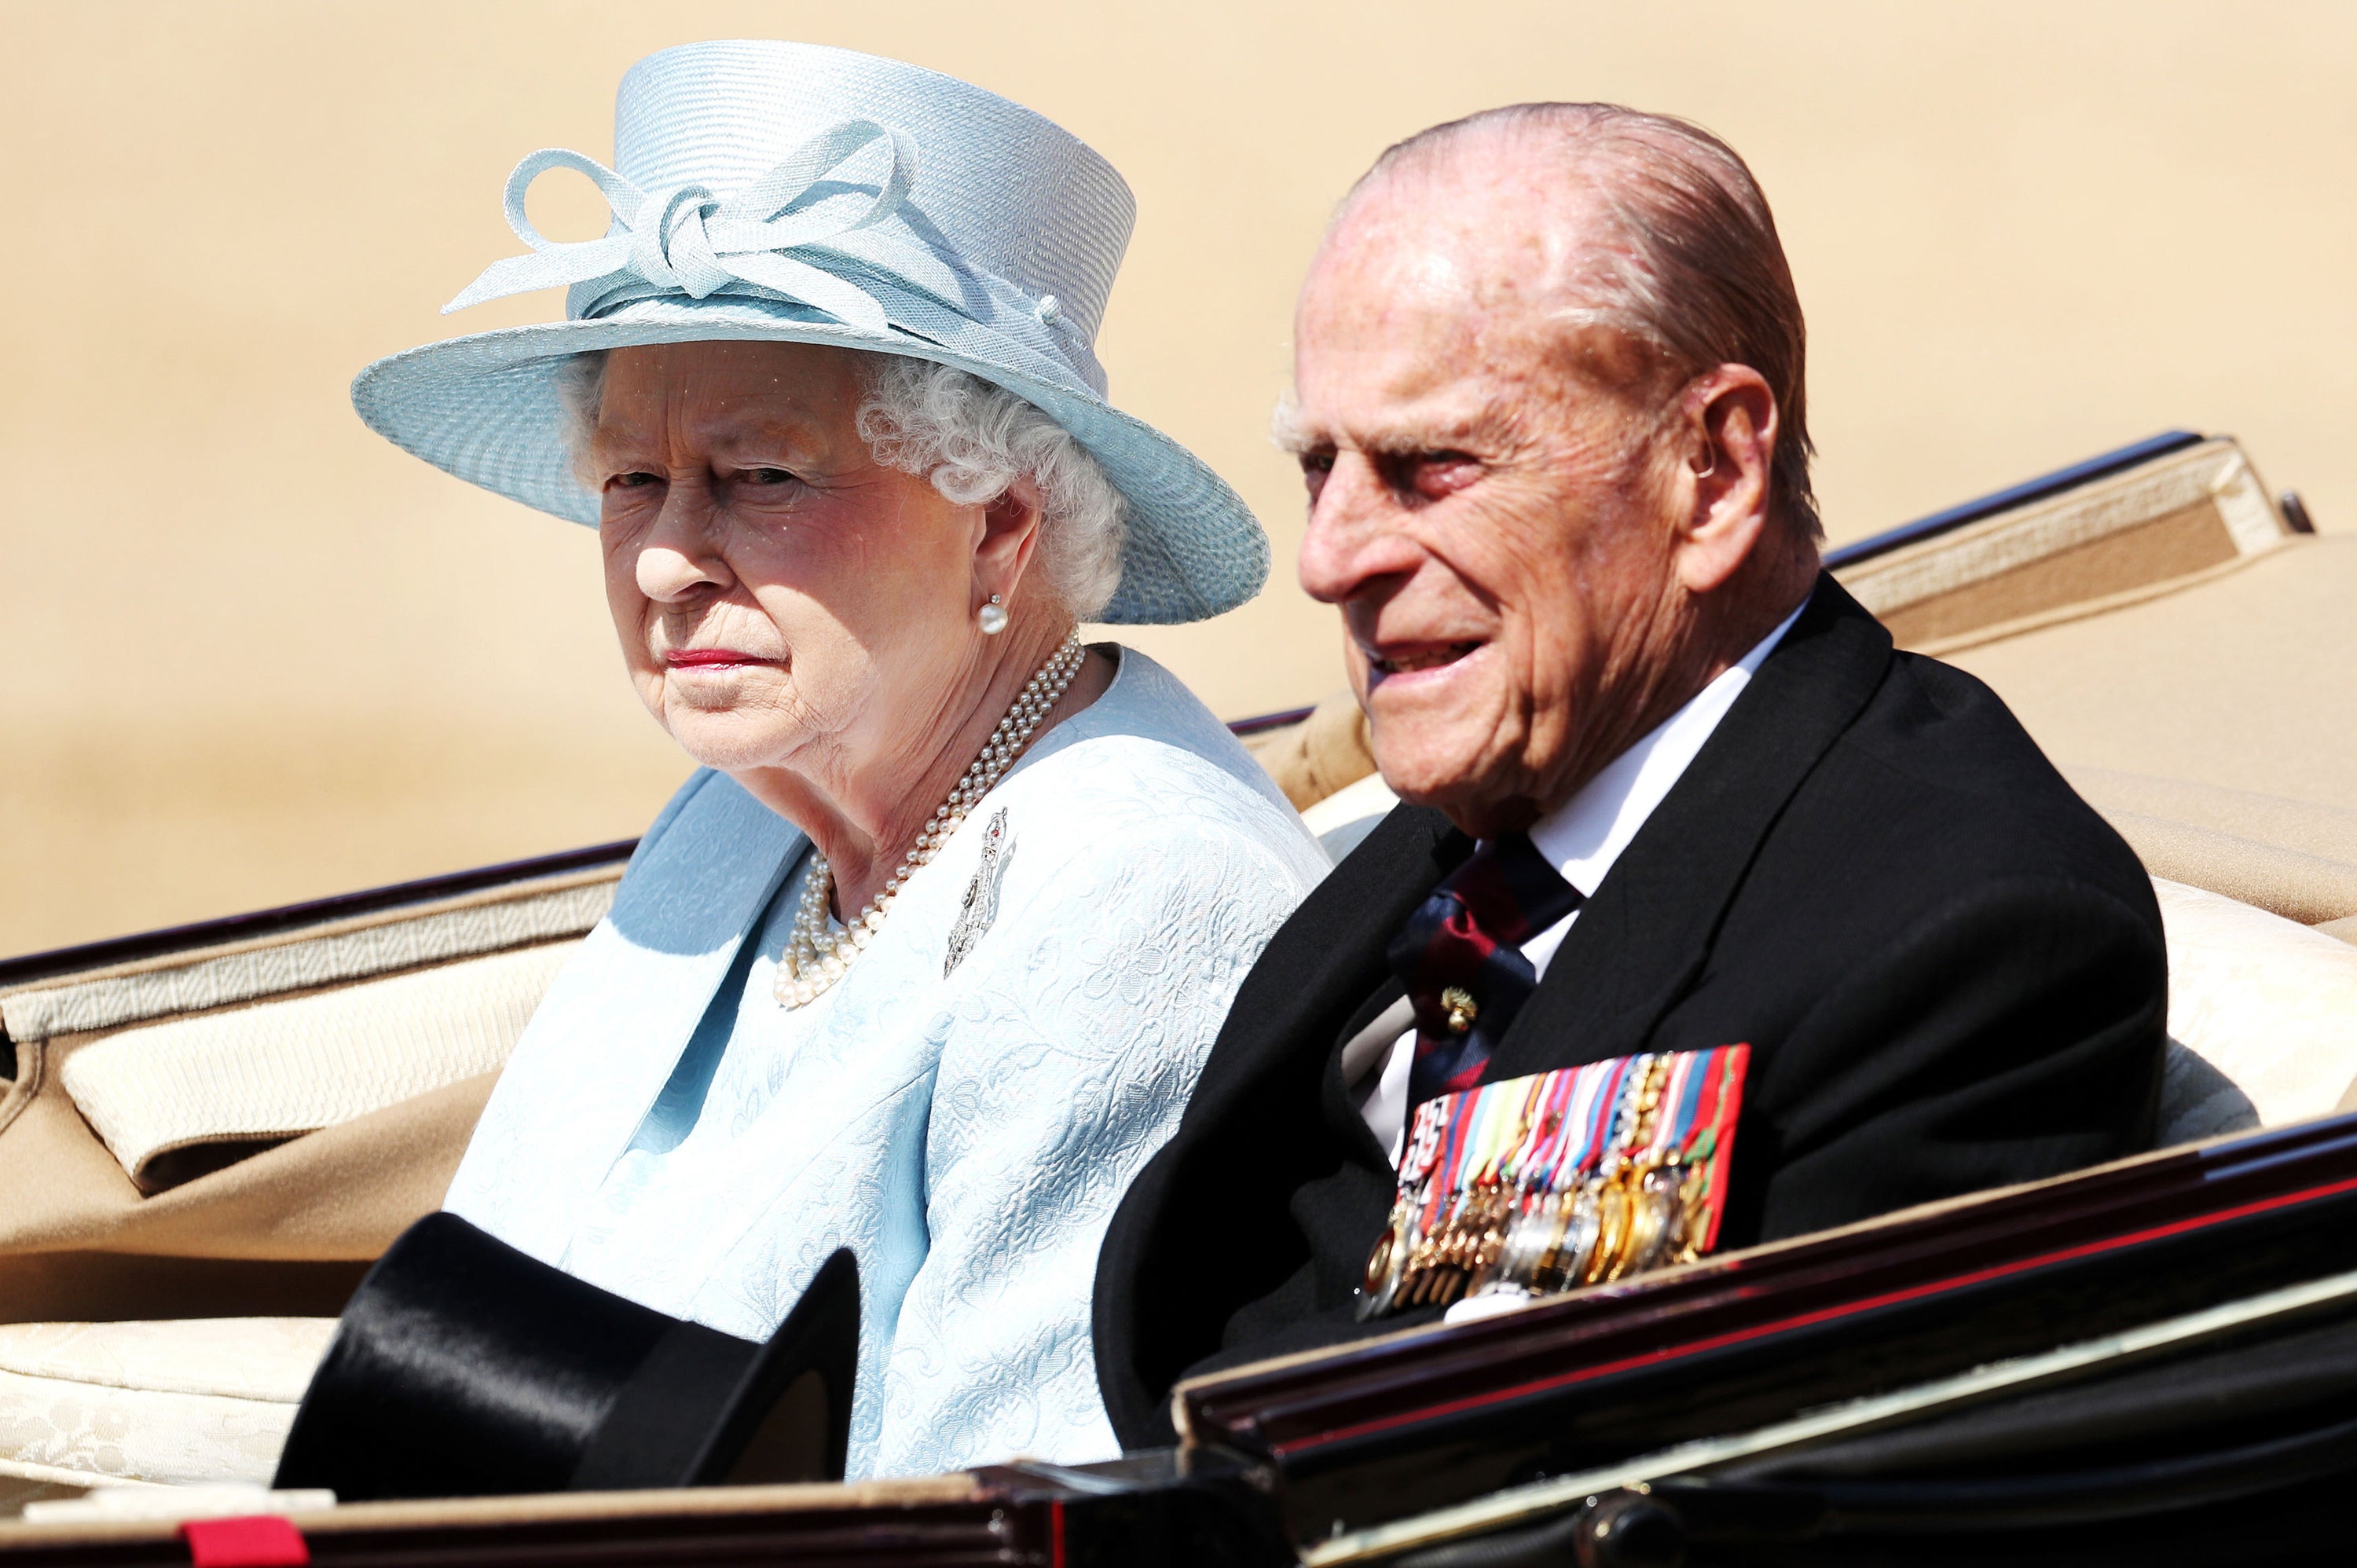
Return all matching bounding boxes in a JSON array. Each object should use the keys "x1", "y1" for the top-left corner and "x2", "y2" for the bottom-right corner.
[
  {"x1": 974, "y1": 477, "x2": 1047, "y2": 602},
  {"x1": 1670, "y1": 365, "x2": 1778, "y2": 596}
]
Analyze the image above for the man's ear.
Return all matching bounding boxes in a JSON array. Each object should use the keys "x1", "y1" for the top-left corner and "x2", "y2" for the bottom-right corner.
[
  {"x1": 974, "y1": 477, "x2": 1048, "y2": 602},
  {"x1": 1668, "y1": 365, "x2": 1779, "y2": 595}
]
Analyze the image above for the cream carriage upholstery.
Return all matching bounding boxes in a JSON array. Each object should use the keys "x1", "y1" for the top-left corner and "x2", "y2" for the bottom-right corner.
[
  {"x1": 2148, "y1": 878, "x2": 2357, "y2": 1138},
  {"x1": 0, "y1": 1319, "x2": 332, "y2": 1510},
  {"x1": 0, "y1": 865, "x2": 622, "y2": 1316},
  {"x1": 0, "y1": 865, "x2": 625, "y2": 1504}
]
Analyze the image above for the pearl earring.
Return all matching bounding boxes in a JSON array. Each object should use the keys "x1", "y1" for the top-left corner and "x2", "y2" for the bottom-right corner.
[{"x1": 978, "y1": 594, "x2": 1010, "y2": 636}]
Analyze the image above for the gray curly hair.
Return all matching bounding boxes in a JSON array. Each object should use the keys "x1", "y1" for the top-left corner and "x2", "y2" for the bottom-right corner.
[{"x1": 558, "y1": 350, "x2": 1127, "y2": 620}]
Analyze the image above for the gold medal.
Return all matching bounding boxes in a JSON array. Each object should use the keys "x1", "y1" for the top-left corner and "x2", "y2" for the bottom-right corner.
[
  {"x1": 1618, "y1": 1161, "x2": 1682, "y2": 1277},
  {"x1": 1364, "y1": 1229, "x2": 1395, "y2": 1294},
  {"x1": 1591, "y1": 1167, "x2": 1633, "y2": 1283}
]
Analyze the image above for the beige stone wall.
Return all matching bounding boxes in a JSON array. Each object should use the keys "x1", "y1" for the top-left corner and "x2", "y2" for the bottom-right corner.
[{"x1": 5, "y1": 0, "x2": 2354, "y2": 953}]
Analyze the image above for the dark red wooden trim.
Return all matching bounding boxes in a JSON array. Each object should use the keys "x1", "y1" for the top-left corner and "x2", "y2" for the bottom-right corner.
[
  {"x1": 1277, "y1": 1167, "x2": 2357, "y2": 1459},
  {"x1": 1179, "y1": 1113, "x2": 2357, "y2": 1452},
  {"x1": 0, "y1": 1493, "x2": 1042, "y2": 1565}
]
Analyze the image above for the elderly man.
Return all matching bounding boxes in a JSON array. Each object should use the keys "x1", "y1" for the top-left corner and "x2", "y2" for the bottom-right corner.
[{"x1": 1093, "y1": 103, "x2": 2166, "y2": 1442}]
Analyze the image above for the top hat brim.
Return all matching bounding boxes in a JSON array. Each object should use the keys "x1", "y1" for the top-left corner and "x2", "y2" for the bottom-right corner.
[
  {"x1": 572, "y1": 1247, "x2": 859, "y2": 1492},
  {"x1": 274, "y1": 1213, "x2": 860, "y2": 1503},
  {"x1": 350, "y1": 295, "x2": 1272, "y2": 627}
]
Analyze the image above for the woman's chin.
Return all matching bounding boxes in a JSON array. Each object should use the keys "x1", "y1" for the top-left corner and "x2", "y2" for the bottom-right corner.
[{"x1": 657, "y1": 709, "x2": 801, "y2": 775}]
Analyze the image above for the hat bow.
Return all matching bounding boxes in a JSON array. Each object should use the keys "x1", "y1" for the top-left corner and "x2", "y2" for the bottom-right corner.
[{"x1": 444, "y1": 119, "x2": 933, "y2": 333}]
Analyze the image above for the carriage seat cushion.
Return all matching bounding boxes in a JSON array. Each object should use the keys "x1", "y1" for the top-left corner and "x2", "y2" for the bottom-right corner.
[
  {"x1": 0, "y1": 1318, "x2": 333, "y2": 1494},
  {"x1": 53, "y1": 941, "x2": 574, "y2": 1192},
  {"x1": 2153, "y1": 877, "x2": 2357, "y2": 1144}
]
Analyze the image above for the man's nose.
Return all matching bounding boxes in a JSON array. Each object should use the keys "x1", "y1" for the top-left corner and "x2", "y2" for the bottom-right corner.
[
  {"x1": 1297, "y1": 452, "x2": 1419, "y2": 606},
  {"x1": 635, "y1": 483, "x2": 732, "y2": 603}
]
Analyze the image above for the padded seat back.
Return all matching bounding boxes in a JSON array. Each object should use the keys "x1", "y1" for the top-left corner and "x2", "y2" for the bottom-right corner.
[
  {"x1": 2152, "y1": 877, "x2": 2357, "y2": 1144},
  {"x1": 0, "y1": 857, "x2": 622, "y2": 1324}
]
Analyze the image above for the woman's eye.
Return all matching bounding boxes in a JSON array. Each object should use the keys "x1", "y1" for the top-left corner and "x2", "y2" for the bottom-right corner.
[
  {"x1": 742, "y1": 467, "x2": 799, "y2": 487},
  {"x1": 607, "y1": 471, "x2": 662, "y2": 490}
]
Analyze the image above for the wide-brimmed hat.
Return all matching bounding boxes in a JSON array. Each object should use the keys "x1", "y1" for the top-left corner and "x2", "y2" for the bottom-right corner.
[
  {"x1": 273, "y1": 1213, "x2": 860, "y2": 1500},
  {"x1": 353, "y1": 39, "x2": 1267, "y2": 625}
]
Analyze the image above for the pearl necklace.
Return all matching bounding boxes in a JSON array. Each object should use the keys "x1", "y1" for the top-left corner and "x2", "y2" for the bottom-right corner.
[{"x1": 775, "y1": 632, "x2": 1087, "y2": 1008}]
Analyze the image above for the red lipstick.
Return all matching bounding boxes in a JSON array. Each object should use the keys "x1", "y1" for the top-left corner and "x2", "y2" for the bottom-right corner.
[{"x1": 662, "y1": 649, "x2": 779, "y2": 669}]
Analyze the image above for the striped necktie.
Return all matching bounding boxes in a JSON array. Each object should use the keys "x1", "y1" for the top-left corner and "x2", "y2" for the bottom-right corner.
[{"x1": 1387, "y1": 832, "x2": 1584, "y2": 1112}]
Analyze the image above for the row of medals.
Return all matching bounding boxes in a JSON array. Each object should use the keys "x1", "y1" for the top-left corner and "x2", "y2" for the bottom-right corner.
[{"x1": 1361, "y1": 1053, "x2": 1714, "y2": 1318}]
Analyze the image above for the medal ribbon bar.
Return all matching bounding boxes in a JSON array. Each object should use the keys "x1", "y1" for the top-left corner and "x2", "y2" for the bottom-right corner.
[{"x1": 1362, "y1": 1044, "x2": 1750, "y2": 1320}]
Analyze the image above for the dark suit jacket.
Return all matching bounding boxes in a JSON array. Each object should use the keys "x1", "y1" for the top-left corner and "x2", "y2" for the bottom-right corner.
[{"x1": 1093, "y1": 577, "x2": 2167, "y2": 1448}]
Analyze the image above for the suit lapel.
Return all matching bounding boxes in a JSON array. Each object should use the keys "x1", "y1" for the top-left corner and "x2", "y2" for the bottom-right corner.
[
  {"x1": 1178, "y1": 804, "x2": 1457, "y2": 1147},
  {"x1": 1487, "y1": 577, "x2": 1895, "y2": 1081}
]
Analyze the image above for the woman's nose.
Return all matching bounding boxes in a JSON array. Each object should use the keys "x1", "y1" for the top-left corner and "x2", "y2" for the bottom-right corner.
[{"x1": 636, "y1": 486, "x2": 732, "y2": 603}]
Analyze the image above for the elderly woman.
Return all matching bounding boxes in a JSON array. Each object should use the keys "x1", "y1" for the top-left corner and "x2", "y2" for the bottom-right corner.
[{"x1": 354, "y1": 41, "x2": 1327, "y2": 1478}]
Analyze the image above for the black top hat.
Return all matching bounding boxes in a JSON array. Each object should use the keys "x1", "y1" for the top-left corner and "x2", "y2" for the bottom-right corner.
[{"x1": 274, "y1": 1212, "x2": 860, "y2": 1502}]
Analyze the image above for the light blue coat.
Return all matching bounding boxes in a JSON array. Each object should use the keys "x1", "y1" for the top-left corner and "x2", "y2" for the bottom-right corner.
[{"x1": 442, "y1": 650, "x2": 1328, "y2": 1477}]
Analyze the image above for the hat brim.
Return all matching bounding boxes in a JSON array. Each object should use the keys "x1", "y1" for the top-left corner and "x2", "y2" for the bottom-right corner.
[
  {"x1": 275, "y1": 1214, "x2": 863, "y2": 1500},
  {"x1": 570, "y1": 1246, "x2": 860, "y2": 1490},
  {"x1": 352, "y1": 298, "x2": 1271, "y2": 625}
]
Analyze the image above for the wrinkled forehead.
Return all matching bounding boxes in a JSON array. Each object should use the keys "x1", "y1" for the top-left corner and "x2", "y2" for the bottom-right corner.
[
  {"x1": 593, "y1": 340, "x2": 867, "y2": 446},
  {"x1": 1290, "y1": 155, "x2": 1635, "y2": 445}
]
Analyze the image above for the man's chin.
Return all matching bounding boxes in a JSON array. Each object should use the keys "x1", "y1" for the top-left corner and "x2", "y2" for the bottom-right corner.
[
  {"x1": 1369, "y1": 729, "x2": 1549, "y2": 836},
  {"x1": 1372, "y1": 746, "x2": 1494, "y2": 815}
]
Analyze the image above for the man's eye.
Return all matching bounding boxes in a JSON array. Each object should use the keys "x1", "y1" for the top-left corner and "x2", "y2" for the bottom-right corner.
[
  {"x1": 1402, "y1": 452, "x2": 1481, "y2": 501},
  {"x1": 1299, "y1": 452, "x2": 1335, "y2": 500}
]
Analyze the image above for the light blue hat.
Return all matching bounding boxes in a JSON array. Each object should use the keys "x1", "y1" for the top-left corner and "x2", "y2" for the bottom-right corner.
[{"x1": 353, "y1": 40, "x2": 1268, "y2": 625}]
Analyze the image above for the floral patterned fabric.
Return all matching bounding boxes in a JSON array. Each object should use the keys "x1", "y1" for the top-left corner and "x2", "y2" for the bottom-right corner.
[
  {"x1": 445, "y1": 649, "x2": 1329, "y2": 1478},
  {"x1": 0, "y1": 1319, "x2": 335, "y2": 1493}
]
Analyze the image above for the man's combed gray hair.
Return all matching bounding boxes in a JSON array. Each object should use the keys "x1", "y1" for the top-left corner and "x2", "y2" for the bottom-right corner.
[{"x1": 557, "y1": 351, "x2": 1127, "y2": 620}]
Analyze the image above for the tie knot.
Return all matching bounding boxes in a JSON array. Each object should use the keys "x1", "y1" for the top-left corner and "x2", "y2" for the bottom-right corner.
[
  {"x1": 1386, "y1": 832, "x2": 1583, "y2": 1109},
  {"x1": 1439, "y1": 832, "x2": 1582, "y2": 947}
]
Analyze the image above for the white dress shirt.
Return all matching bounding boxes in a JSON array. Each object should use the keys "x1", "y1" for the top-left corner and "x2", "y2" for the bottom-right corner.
[{"x1": 1354, "y1": 598, "x2": 1809, "y2": 1160}]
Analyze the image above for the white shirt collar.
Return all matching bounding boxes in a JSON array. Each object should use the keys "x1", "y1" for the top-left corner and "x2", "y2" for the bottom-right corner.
[{"x1": 1527, "y1": 595, "x2": 1809, "y2": 897}]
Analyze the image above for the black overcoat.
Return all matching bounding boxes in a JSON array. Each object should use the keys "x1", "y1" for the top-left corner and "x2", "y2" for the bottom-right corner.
[{"x1": 1093, "y1": 577, "x2": 2168, "y2": 1446}]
